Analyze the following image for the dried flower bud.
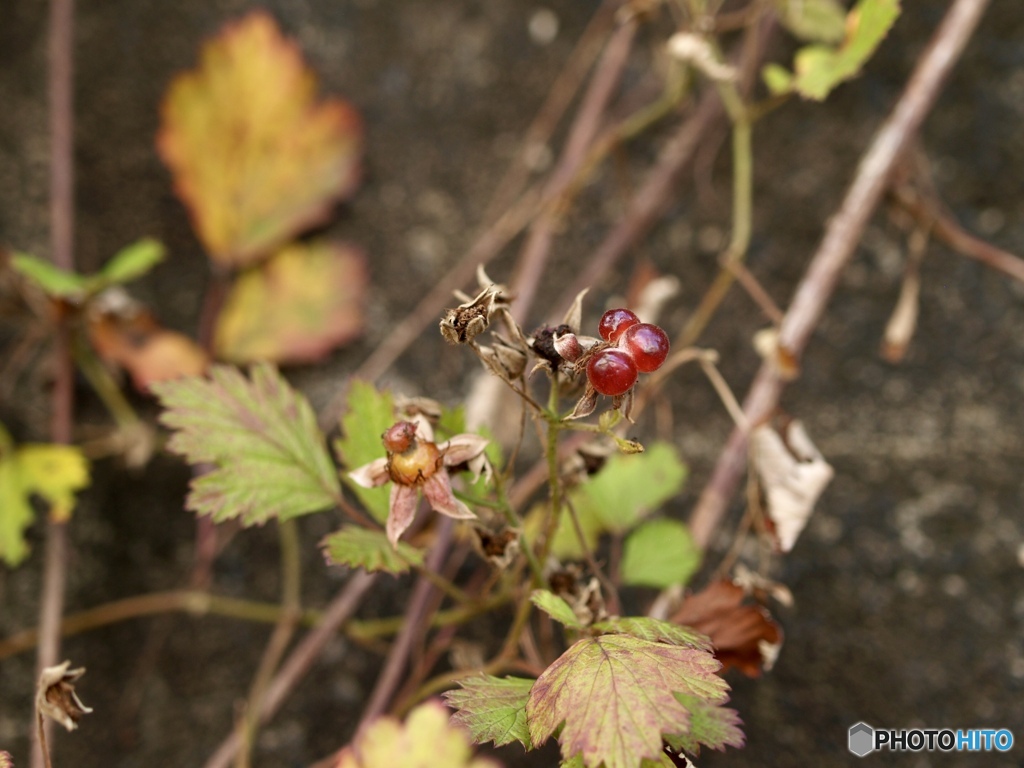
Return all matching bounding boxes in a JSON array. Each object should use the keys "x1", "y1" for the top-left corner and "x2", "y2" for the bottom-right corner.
[
  {"x1": 36, "y1": 661, "x2": 92, "y2": 732},
  {"x1": 530, "y1": 324, "x2": 573, "y2": 369},
  {"x1": 440, "y1": 285, "x2": 502, "y2": 344},
  {"x1": 552, "y1": 331, "x2": 583, "y2": 363}
]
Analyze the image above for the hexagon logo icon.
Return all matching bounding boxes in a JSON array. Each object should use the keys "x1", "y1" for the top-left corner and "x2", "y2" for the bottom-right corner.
[{"x1": 849, "y1": 722, "x2": 875, "y2": 757}]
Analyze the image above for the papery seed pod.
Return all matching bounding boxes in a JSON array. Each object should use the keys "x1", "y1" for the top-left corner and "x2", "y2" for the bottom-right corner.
[{"x1": 440, "y1": 285, "x2": 502, "y2": 344}]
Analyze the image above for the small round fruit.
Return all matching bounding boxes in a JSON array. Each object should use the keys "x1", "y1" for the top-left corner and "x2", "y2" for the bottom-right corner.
[
  {"x1": 586, "y1": 349, "x2": 638, "y2": 396},
  {"x1": 382, "y1": 421, "x2": 418, "y2": 453},
  {"x1": 598, "y1": 308, "x2": 640, "y2": 342},
  {"x1": 621, "y1": 323, "x2": 670, "y2": 372}
]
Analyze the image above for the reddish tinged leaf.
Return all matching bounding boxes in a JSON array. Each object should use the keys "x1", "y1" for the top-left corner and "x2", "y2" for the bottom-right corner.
[
  {"x1": 214, "y1": 241, "x2": 366, "y2": 363},
  {"x1": 88, "y1": 301, "x2": 209, "y2": 392},
  {"x1": 665, "y1": 694, "x2": 745, "y2": 755},
  {"x1": 444, "y1": 675, "x2": 534, "y2": 749},
  {"x1": 671, "y1": 580, "x2": 783, "y2": 678},
  {"x1": 158, "y1": 11, "x2": 362, "y2": 266},
  {"x1": 526, "y1": 634, "x2": 731, "y2": 768}
]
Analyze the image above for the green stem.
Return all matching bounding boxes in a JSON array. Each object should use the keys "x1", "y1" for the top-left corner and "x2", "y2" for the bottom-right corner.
[
  {"x1": 236, "y1": 519, "x2": 302, "y2": 768},
  {"x1": 681, "y1": 73, "x2": 753, "y2": 346},
  {"x1": 71, "y1": 332, "x2": 140, "y2": 429}
]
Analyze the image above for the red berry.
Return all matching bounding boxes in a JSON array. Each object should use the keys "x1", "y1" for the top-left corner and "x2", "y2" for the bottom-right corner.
[
  {"x1": 620, "y1": 323, "x2": 670, "y2": 372},
  {"x1": 586, "y1": 349, "x2": 638, "y2": 396},
  {"x1": 598, "y1": 308, "x2": 639, "y2": 342},
  {"x1": 382, "y1": 421, "x2": 418, "y2": 453}
]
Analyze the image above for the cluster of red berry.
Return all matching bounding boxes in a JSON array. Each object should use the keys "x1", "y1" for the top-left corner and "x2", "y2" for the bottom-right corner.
[{"x1": 586, "y1": 309, "x2": 670, "y2": 396}]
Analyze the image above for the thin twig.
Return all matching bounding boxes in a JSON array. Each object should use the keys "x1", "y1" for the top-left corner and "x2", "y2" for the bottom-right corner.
[
  {"x1": 235, "y1": 519, "x2": 303, "y2": 768},
  {"x1": 202, "y1": 571, "x2": 377, "y2": 768},
  {"x1": 33, "y1": 1, "x2": 75, "y2": 766},
  {"x1": 355, "y1": 516, "x2": 456, "y2": 733},
  {"x1": 688, "y1": 0, "x2": 993, "y2": 549},
  {"x1": 510, "y1": 16, "x2": 638, "y2": 321},
  {"x1": 891, "y1": 182, "x2": 1024, "y2": 284}
]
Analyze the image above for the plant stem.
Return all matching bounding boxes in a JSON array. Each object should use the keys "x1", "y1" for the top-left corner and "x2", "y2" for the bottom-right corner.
[
  {"x1": 356, "y1": 516, "x2": 456, "y2": 732},
  {"x1": 33, "y1": 1, "x2": 75, "y2": 766},
  {"x1": 688, "y1": 0, "x2": 994, "y2": 548},
  {"x1": 679, "y1": 61, "x2": 753, "y2": 346},
  {"x1": 235, "y1": 519, "x2": 302, "y2": 768},
  {"x1": 203, "y1": 571, "x2": 377, "y2": 768}
]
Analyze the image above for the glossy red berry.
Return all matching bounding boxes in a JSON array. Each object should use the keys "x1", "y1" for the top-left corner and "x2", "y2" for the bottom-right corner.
[
  {"x1": 620, "y1": 323, "x2": 670, "y2": 372},
  {"x1": 598, "y1": 308, "x2": 640, "y2": 342},
  {"x1": 586, "y1": 348, "x2": 638, "y2": 396}
]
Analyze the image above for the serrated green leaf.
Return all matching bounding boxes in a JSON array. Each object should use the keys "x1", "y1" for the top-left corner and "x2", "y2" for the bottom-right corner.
[
  {"x1": 771, "y1": 0, "x2": 901, "y2": 101},
  {"x1": 775, "y1": 0, "x2": 847, "y2": 43},
  {"x1": 577, "y1": 442, "x2": 687, "y2": 534},
  {"x1": 444, "y1": 675, "x2": 534, "y2": 749},
  {"x1": 322, "y1": 525, "x2": 423, "y2": 574},
  {"x1": 0, "y1": 431, "x2": 90, "y2": 567},
  {"x1": 336, "y1": 700, "x2": 499, "y2": 768},
  {"x1": 11, "y1": 253, "x2": 88, "y2": 299},
  {"x1": 152, "y1": 363, "x2": 339, "y2": 525},
  {"x1": 592, "y1": 616, "x2": 712, "y2": 652},
  {"x1": 337, "y1": 382, "x2": 397, "y2": 528},
  {"x1": 531, "y1": 589, "x2": 583, "y2": 629},
  {"x1": 98, "y1": 237, "x2": 165, "y2": 286},
  {"x1": 335, "y1": 381, "x2": 395, "y2": 523},
  {"x1": 621, "y1": 518, "x2": 701, "y2": 589},
  {"x1": 665, "y1": 694, "x2": 745, "y2": 755},
  {"x1": 527, "y1": 634, "x2": 732, "y2": 768}
]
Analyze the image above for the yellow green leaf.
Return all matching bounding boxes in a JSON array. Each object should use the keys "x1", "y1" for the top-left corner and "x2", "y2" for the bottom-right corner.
[
  {"x1": 763, "y1": 0, "x2": 901, "y2": 101},
  {"x1": 1, "y1": 430, "x2": 90, "y2": 566},
  {"x1": 214, "y1": 241, "x2": 366, "y2": 363},
  {"x1": 158, "y1": 11, "x2": 362, "y2": 266},
  {"x1": 16, "y1": 445, "x2": 90, "y2": 523},
  {"x1": 335, "y1": 701, "x2": 499, "y2": 768},
  {"x1": 774, "y1": 0, "x2": 847, "y2": 43}
]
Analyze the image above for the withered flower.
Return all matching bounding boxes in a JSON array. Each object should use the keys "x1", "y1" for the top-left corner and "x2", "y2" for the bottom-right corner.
[
  {"x1": 349, "y1": 416, "x2": 489, "y2": 547},
  {"x1": 36, "y1": 661, "x2": 92, "y2": 732}
]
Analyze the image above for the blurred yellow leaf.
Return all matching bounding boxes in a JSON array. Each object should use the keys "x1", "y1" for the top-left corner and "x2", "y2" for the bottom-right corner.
[
  {"x1": 158, "y1": 11, "x2": 362, "y2": 267},
  {"x1": 1, "y1": 427, "x2": 90, "y2": 566},
  {"x1": 214, "y1": 240, "x2": 366, "y2": 364}
]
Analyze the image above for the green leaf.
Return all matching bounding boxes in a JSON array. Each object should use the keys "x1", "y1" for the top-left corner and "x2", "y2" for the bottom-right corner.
[
  {"x1": 335, "y1": 381, "x2": 395, "y2": 523},
  {"x1": 97, "y1": 237, "x2": 166, "y2": 286},
  {"x1": 665, "y1": 694, "x2": 745, "y2": 755},
  {"x1": 762, "y1": 63, "x2": 796, "y2": 95},
  {"x1": 152, "y1": 363, "x2": 339, "y2": 525},
  {"x1": 322, "y1": 525, "x2": 423, "y2": 574},
  {"x1": 774, "y1": 0, "x2": 847, "y2": 43},
  {"x1": 765, "y1": 0, "x2": 901, "y2": 100},
  {"x1": 592, "y1": 616, "x2": 712, "y2": 652},
  {"x1": 335, "y1": 700, "x2": 499, "y2": 768},
  {"x1": 0, "y1": 430, "x2": 90, "y2": 567},
  {"x1": 620, "y1": 518, "x2": 702, "y2": 589},
  {"x1": 526, "y1": 442, "x2": 687, "y2": 561},
  {"x1": 444, "y1": 675, "x2": 534, "y2": 749},
  {"x1": 531, "y1": 589, "x2": 583, "y2": 629},
  {"x1": 527, "y1": 634, "x2": 734, "y2": 768},
  {"x1": 576, "y1": 442, "x2": 687, "y2": 534},
  {"x1": 11, "y1": 253, "x2": 88, "y2": 299}
]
